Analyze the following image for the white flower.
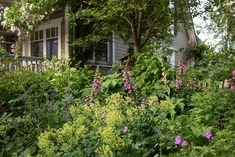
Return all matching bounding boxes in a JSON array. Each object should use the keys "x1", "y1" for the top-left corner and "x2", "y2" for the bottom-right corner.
[
  {"x1": 3, "y1": 7, "x2": 9, "y2": 17},
  {"x1": 10, "y1": 25, "x2": 17, "y2": 32},
  {"x1": 29, "y1": 4, "x2": 33, "y2": 10}
]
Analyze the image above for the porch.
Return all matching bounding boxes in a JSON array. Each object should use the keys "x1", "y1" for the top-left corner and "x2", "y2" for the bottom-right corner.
[{"x1": 0, "y1": 55, "x2": 44, "y2": 72}]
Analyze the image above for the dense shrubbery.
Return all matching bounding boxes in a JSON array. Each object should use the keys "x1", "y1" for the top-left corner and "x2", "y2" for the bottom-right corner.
[
  {"x1": 0, "y1": 46, "x2": 235, "y2": 156},
  {"x1": 0, "y1": 59, "x2": 93, "y2": 156}
]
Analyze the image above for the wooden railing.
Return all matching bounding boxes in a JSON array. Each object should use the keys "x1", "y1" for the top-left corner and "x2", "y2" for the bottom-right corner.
[{"x1": 0, "y1": 55, "x2": 44, "y2": 72}]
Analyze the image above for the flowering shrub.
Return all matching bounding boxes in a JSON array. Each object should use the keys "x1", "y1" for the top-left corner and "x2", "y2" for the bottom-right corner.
[
  {"x1": 0, "y1": 47, "x2": 235, "y2": 156},
  {"x1": 38, "y1": 93, "x2": 185, "y2": 156}
]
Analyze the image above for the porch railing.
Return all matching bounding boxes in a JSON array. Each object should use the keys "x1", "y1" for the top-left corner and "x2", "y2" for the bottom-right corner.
[{"x1": 0, "y1": 55, "x2": 44, "y2": 72}]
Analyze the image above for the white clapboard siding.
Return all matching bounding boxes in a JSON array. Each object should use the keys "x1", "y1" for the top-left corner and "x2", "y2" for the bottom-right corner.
[
  {"x1": 113, "y1": 34, "x2": 129, "y2": 63},
  {"x1": 171, "y1": 28, "x2": 190, "y2": 66}
]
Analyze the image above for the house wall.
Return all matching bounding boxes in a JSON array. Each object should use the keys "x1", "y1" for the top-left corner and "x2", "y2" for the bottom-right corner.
[
  {"x1": 171, "y1": 28, "x2": 189, "y2": 66},
  {"x1": 113, "y1": 34, "x2": 129, "y2": 63}
]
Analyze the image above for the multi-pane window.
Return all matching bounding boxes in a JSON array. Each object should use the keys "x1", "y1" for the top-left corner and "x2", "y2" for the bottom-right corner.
[{"x1": 31, "y1": 27, "x2": 59, "y2": 59}]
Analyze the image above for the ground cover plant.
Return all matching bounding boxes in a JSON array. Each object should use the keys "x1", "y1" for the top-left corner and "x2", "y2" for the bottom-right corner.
[{"x1": 0, "y1": 45, "x2": 234, "y2": 156}]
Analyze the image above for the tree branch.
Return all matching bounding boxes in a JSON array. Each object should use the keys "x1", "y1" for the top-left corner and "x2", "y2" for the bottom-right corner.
[
  {"x1": 141, "y1": 16, "x2": 160, "y2": 48},
  {"x1": 108, "y1": 24, "x2": 133, "y2": 48}
]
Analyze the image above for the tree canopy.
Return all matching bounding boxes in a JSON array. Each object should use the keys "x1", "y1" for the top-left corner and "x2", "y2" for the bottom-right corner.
[
  {"x1": 2, "y1": 0, "x2": 233, "y2": 53},
  {"x1": 3, "y1": 0, "x2": 199, "y2": 54}
]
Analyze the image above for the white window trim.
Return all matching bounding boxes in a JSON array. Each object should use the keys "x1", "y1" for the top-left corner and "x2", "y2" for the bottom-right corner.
[
  {"x1": 112, "y1": 32, "x2": 116, "y2": 64},
  {"x1": 29, "y1": 17, "x2": 62, "y2": 59}
]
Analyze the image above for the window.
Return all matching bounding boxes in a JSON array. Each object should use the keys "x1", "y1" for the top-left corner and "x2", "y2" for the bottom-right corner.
[
  {"x1": 30, "y1": 18, "x2": 61, "y2": 59},
  {"x1": 73, "y1": 18, "x2": 113, "y2": 64},
  {"x1": 31, "y1": 27, "x2": 58, "y2": 59},
  {"x1": 88, "y1": 41, "x2": 112, "y2": 64}
]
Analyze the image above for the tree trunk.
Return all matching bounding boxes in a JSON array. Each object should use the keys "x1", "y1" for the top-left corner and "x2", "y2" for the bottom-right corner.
[{"x1": 133, "y1": 44, "x2": 141, "y2": 53}]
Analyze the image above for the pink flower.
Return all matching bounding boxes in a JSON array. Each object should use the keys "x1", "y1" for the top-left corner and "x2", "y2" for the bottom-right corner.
[
  {"x1": 232, "y1": 70, "x2": 235, "y2": 80},
  {"x1": 178, "y1": 63, "x2": 185, "y2": 75},
  {"x1": 205, "y1": 131, "x2": 213, "y2": 140},
  {"x1": 231, "y1": 86, "x2": 235, "y2": 91},
  {"x1": 92, "y1": 67, "x2": 102, "y2": 93},
  {"x1": 181, "y1": 140, "x2": 188, "y2": 148},
  {"x1": 123, "y1": 126, "x2": 129, "y2": 133},
  {"x1": 37, "y1": 15, "x2": 45, "y2": 20},
  {"x1": 232, "y1": 70, "x2": 235, "y2": 77},
  {"x1": 175, "y1": 79, "x2": 182, "y2": 89},
  {"x1": 17, "y1": 31, "x2": 21, "y2": 37},
  {"x1": 10, "y1": 44, "x2": 15, "y2": 53},
  {"x1": 175, "y1": 135, "x2": 181, "y2": 144},
  {"x1": 92, "y1": 78, "x2": 102, "y2": 93},
  {"x1": 123, "y1": 67, "x2": 133, "y2": 94}
]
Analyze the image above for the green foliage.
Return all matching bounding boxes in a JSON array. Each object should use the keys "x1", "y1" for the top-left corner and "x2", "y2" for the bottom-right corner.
[
  {"x1": 0, "y1": 59, "x2": 93, "y2": 156},
  {"x1": 0, "y1": 47, "x2": 235, "y2": 156},
  {"x1": 133, "y1": 45, "x2": 174, "y2": 98},
  {"x1": 38, "y1": 93, "x2": 185, "y2": 157}
]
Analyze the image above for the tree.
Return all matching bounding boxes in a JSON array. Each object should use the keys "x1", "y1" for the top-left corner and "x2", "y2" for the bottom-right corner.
[
  {"x1": 3, "y1": 0, "x2": 199, "y2": 54},
  {"x1": 202, "y1": 0, "x2": 234, "y2": 51},
  {"x1": 69, "y1": 0, "x2": 173, "y2": 53},
  {"x1": 3, "y1": 0, "x2": 170, "y2": 54}
]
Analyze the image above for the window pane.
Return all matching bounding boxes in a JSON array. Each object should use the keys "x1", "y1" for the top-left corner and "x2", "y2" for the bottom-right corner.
[
  {"x1": 51, "y1": 27, "x2": 56, "y2": 37},
  {"x1": 31, "y1": 41, "x2": 43, "y2": 57},
  {"x1": 35, "y1": 31, "x2": 38, "y2": 40},
  {"x1": 46, "y1": 29, "x2": 50, "y2": 38},
  {"x1": 95, "y1": 42, "x2": 108, "y2": 62},
  {"x1": 46, "y1": 38, "x2": 58, "y2": 59},
  {"x1": 87, "y1": 46, "x2": 93, "y2": 60},
  {"x1": 56, "y1": 27, "x2": 58, "y2": 36},
  {"x1": 39, "y1": 30, "x2": 43, "y2": 39}
]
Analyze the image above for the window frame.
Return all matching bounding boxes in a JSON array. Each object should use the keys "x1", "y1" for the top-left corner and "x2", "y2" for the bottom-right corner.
[{"x1": 29, "y1": 18, "x2": 62, "y2": 59}]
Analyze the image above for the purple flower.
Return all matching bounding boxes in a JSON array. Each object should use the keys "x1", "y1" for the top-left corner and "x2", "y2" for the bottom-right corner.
[
  {"x1": 92, "y1": 78, "x2": 102, "y2": 93},
  {"x1": 123, "y1": 67, "x2": 133, "y2": 94},
  {"x1": 181, "y1": 140, "x2": 188, "y2": 148},
  {"x1": 205, "y1": 131, "x2": 213, "y2": 140},
  {"x1": 177, "y1": 63, "x2": 185, "y2": 75},
  {"x1": 123, "y1": 126, "x2": 129, "y2": 133},
  {"x1": 175, "y1": 79, "x2": 182, "y2": 89},
  {"x1": 175, "y1": 135, "x2": 181, "y2": 145}
]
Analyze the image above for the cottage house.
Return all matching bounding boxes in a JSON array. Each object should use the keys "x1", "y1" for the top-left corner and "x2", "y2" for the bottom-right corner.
[{"x1": 1, "y1": 1, "x2": 198, "y2": 69}]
